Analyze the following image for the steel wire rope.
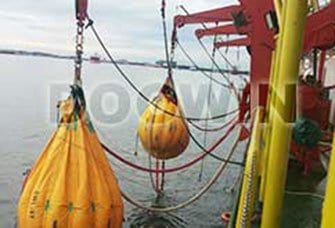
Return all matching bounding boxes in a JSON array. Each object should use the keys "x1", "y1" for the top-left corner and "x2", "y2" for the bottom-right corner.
[
  {"x1": 101, "y1": 119, "x2": 244, "y2": 175},
  {"x1": 188, "y1": 114, "x2": 238, "y2": 132},
  {"x1": 176, "y1": 39, "x2": 231, "y2": 89},
  {"x1": 183, "y1": 113, "x2": 244, "y2": 166},
  {"x1": 178, "y1": 5, "x2": 241, "y2": 73},
  {"x1": 177, "y1": 5, "x2": 245, "y2": 101},
  {"x1": 87, "y1": 17, "x2": 239, "y2": 122},
  {"x1": 96, "y1": 117, "x2": 244, "y2": 174},
  {"x1": 199, "y1": 31, "x2": 218, "y2": 181},
  {"x1": 197, "y1": 38, "x2": 241, "y2": 102},
  {"x1": 176, "y1": 39, "x2": 243, "y2": 133},
  {"x1": 86, "y1": 10, "x2": 244, "y2": 167},
  {"x1": 120, "y1": 125, "x2": 242, "y2": 212}
]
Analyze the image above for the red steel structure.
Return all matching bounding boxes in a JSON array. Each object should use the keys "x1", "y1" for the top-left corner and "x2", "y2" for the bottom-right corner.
[
  {"x1": 174, "y1": 1, "x2": 335, "y2": 172},
  {"x1": 174, "y1": 0, "x2": 335, "y2": 116},
  {"x1": 174, "y1": 0, "x2": 276, "y2": 114}
]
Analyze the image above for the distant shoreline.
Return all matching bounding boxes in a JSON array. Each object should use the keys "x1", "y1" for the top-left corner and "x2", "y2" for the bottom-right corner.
[{"x1": 0, "y1": 49, "x2": 250, "y2": 76}]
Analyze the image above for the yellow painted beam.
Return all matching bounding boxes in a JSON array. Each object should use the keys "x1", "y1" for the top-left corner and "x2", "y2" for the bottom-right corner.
[
  {"x1": 259, "y1": 0, "x2": 288, "y2": 202},
  {"x1": 260, "y1": 0, "x2": 308, "y2": 227},
  {"x1": 259, "y1": 51, "x2": 276, "y2": 202},
  {"x1": 236, "y1": 107, "x2": 263, "y2": 227},
  {"x1": 274, "y1": 0, "x2": 282, "y2": 27},
  {"x1": 321, "y1": 134, "x2": 335, "y2": 228}
]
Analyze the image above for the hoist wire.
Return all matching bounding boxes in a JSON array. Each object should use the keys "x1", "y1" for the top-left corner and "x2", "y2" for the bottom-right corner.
[
  {"x1": 197, "y1": 38, "x2": 241, "y2": 102},
  {"x1": 160, "y1": 161, "x2": 166, "y2": 191},
  {"x1": 160, "y1": 1, "x2": 243, "y2": 174},
  {"x1": 217, "y1": 44, "x2": 235, "y2": 69},
  {"x1": 188, "y1": 114, "x2": 238, "y2": 132},
  {"x1": 87, "y1": 18, "x2": 239, "y2": 122},
  {"x1": 161, "y1": 0, "x2": 174, "y2": 79},
  {"x1": 149, "y1": 102, "x2": 161, "y2": 194},
  {"x1": 102, "y1": 119, "x2": 244, "y2": 175},
  {"x1": 120, "y1": 126, "x2": 242, "y2": 213},
  {"x1": 176, "y1": 40, "x2": 232, "y2": 89},
  {"x1": 87, "y1": 17, "x2": 245, "y2": 166},
  {"x1": 199, "y1": 33, "x2": 218, "y2": 181},
  {"x1": 178, "y1": 5, "x2": 247, "y2": 102},
  {"x1": 178, "y1": 5, "x2": 236, "y2": 70},
  {"x1": 158, "y1": 0, "x2": 174, "y2": 193}
]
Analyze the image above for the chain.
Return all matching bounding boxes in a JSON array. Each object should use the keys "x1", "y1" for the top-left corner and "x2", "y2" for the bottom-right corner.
[{"x1": 74, "y1": 20, "x2": 85, "y2": 85}]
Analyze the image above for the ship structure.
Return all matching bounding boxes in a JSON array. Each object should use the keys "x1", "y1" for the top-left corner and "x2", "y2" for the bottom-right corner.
[{"x1": 16, "y1": 0, "x2": 335, "y2": 227}]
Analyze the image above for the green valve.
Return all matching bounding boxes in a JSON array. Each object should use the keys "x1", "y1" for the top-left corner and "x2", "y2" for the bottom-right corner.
[
  {"x1": 44, "y1": 200, "x2": 50, "y2": 212},
  {"x1": 68, "y1": 202, "x2": 74, "y2": 212}
]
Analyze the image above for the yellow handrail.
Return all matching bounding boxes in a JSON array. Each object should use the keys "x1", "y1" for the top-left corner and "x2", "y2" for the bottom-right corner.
[
  {"x1": 259, "y1": 0, "x2": 287, "y2": 202},
  {"x1": 274, "y1": 0, "x2": 282, "y2": 27},
  {"x1": 236, "y1": 107, "x2": 264, "y2": 228},
  {"x1": 321, "y1": 134, "x2": 335, "y2": 228},
  {"x1": 261, "y1": 0, "x2": 308, "y2": 227}
]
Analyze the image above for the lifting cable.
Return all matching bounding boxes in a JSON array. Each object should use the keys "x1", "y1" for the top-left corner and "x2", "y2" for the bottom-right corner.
[
  {"x1": 172, "y1": 6, "x2": 236, "y2": 90},
  {"x1": 87, "y1": 18, "x2": 239, "y2": 122},
  {"x1": 188, "y1": 114, "x2": 238, "y2": 132},
  {"x1": 199, "y1": 32, "x2": 218, "y2": 181},
  {"x1": 178, "y1": 5, "x2": 243, "y2": 75},
  {"x1": 184, "y1": 114, "x2": 244, "y2": 166},
  {"x1": 85, "y1": 2, "x2": 246, "y2": 166},
  {"x1": 197, "y1": 38, "x2": 241, "y2": 102},
  {"x1": 120, "y1": 126, "x2": 242, "y2": 212},
  {"x1": 161, "y1": 0, "x2": 243, "y2": 183},
  {"x1": 178, "y1": 5, "x2": 245, "y2": 101},
  {"x1": 147, "y1": 102, "x2": 162, "y2": 193},
  {"x1": 155, "y1": 0, "x2": 174, "y2": 194},
  {"x1": 184, "y1": 106, "x2": 255, "y2": 166},
  {"x1": 102, "y1": 119, "x2": 244, "y2": 175},
  {"x1": 102, "y1": 116, "x2": 245, "y2": 169},
  {"x1": 176, "y1": 39, "x2": 232, "y2": 89}
]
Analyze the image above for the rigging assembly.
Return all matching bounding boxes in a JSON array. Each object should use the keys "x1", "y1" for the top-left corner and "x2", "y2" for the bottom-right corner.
[
  {"x1": 16, "y1": 0, "x2": 335, "y2": 227},
  {"x1": 18, "y1": 1, "x2": 124, "y2": 227},
  {"x1": 172, "y1": 0, "x2": 335, "y2": 227}
]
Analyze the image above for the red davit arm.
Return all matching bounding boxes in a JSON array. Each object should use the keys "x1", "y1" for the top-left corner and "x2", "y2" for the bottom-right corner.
[
  {"x1": 214, "y1": 37, "x2": 251, "y2": 48},
  {"x1": 174, "y1": 5, "x2": 243, "y2": 28},
  {"x1": 174, "y1": 0, "x2": 275, "y2": 112},
  {"x1": 303, "y1": 3, "x2": 335, "y2": 52},
  {"x1": 195, "y1": 24, "x2": 240, "y2": 39}
]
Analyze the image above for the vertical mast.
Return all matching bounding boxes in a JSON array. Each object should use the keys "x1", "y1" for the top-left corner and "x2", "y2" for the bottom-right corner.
[{"x1": 261, "y1": 1, "x2": 308, "y2": 227}]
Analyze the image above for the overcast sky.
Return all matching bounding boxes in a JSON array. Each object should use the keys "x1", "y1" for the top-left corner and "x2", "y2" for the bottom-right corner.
[{"x1": 0, "y1": 0, "x2": 246, "y2": 65}]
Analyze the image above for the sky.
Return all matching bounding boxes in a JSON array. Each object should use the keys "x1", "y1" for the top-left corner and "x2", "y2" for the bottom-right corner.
[{"x1": 0, "y1": 0, "x2": 247, "y2": 65}]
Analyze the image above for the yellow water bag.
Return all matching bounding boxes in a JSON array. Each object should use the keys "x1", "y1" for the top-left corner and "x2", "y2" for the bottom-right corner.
[
  {"x1": 138, "y1": 83, "x2": 190, "y2": 160},
  {"x1": 18, "y1": 89, "x2": 124, "y2": 228}
]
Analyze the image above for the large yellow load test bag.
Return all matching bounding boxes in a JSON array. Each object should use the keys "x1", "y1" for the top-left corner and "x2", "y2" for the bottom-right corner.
[
  {"x1": 138, "y1": 78, "x2": 190, "y2": 160},
  {"x1": 18, "y1": 85, "x2": 123, "y2": 228}
]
